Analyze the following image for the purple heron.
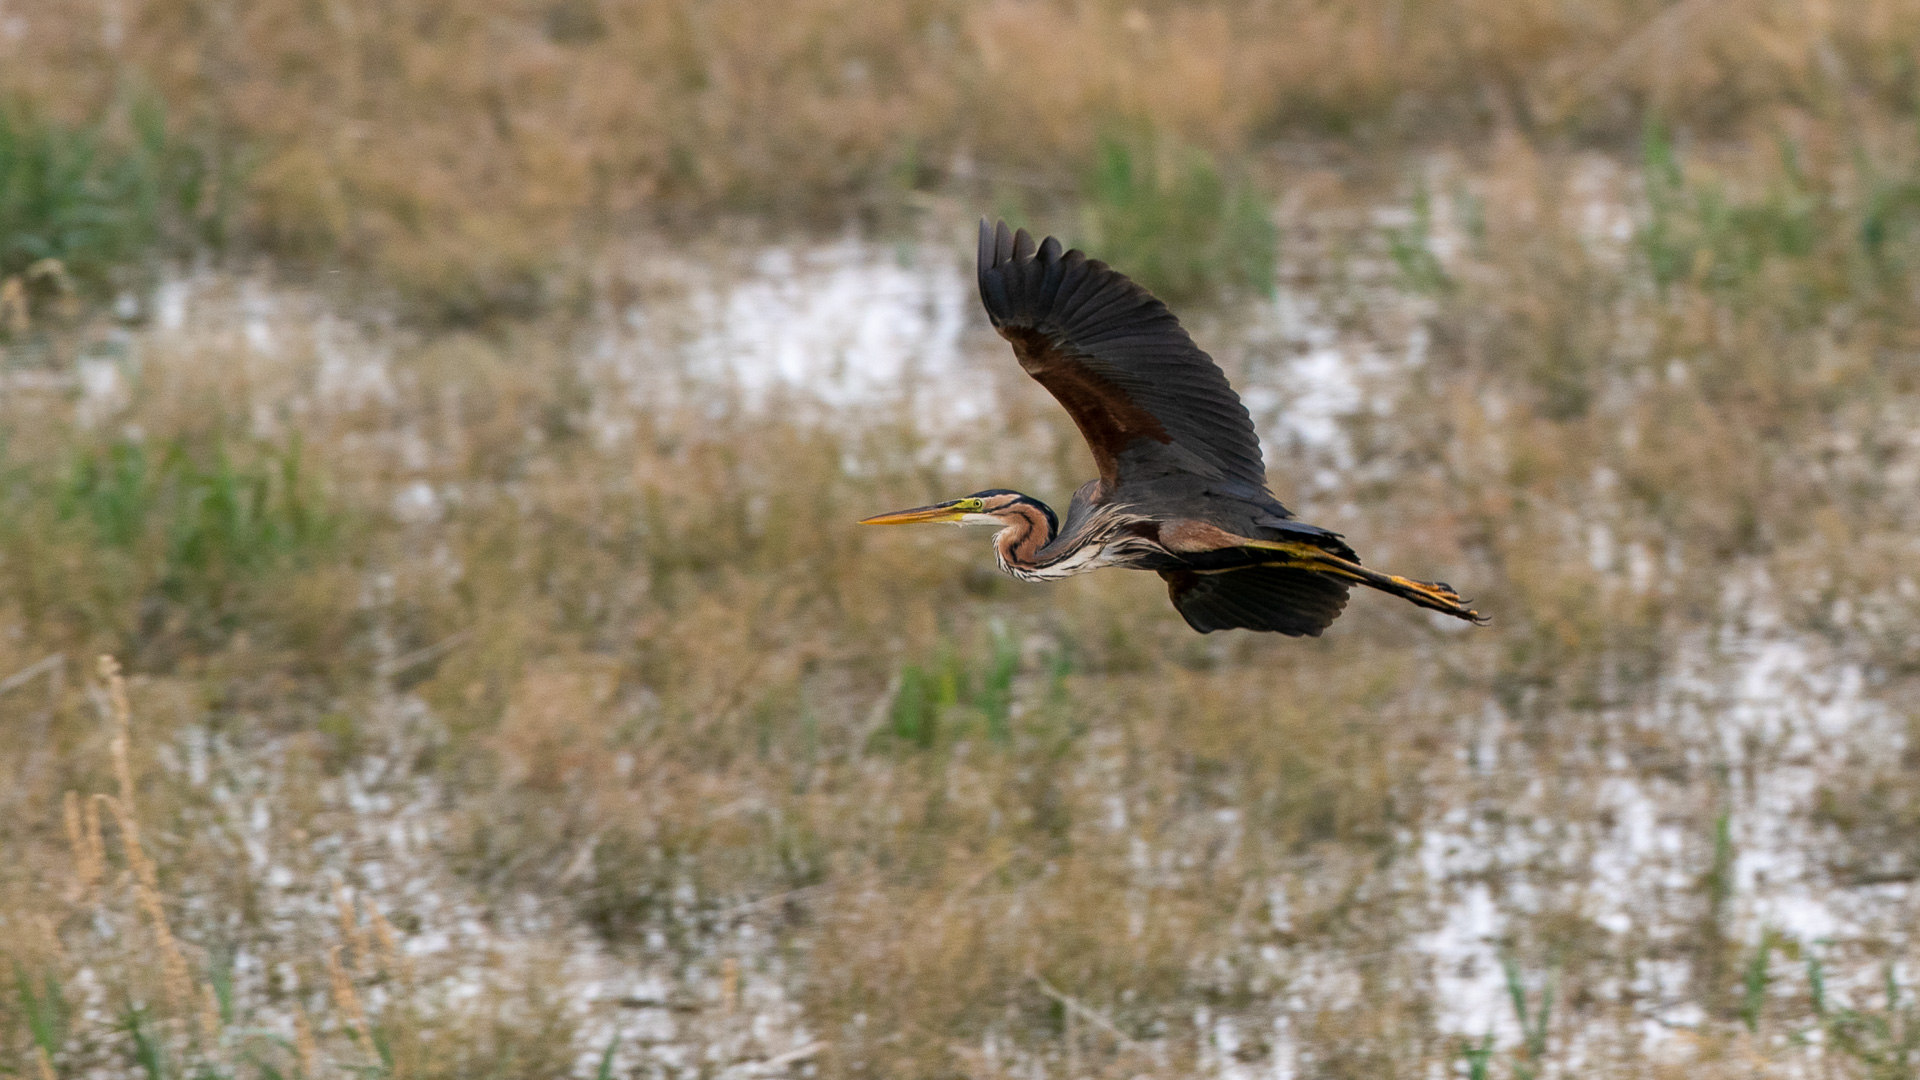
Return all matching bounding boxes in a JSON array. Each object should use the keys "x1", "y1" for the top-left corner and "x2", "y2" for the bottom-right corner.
[{"x1": 861, "y1": 220, "x2": 1485, "y2": 636}]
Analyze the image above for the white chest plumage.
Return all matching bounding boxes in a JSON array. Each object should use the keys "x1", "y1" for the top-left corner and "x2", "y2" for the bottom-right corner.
[{"x1": 999, "y1": 543, "x2": 1108, "y2": 581}]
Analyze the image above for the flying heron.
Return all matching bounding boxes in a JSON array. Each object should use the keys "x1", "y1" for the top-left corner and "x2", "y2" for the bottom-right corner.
[{"x1": 860, "y1": 220, "x2": 1486, "y2": 636}]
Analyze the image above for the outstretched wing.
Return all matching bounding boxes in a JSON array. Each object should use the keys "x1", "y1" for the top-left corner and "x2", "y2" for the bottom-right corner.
[{"x1": 976, "y1": 220, "x2": 1268, "y2": 496}]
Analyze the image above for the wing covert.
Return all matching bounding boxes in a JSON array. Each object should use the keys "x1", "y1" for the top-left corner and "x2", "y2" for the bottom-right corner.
[{"x1": 976, "y1": 219, "x2": 1269, "y2": 495}]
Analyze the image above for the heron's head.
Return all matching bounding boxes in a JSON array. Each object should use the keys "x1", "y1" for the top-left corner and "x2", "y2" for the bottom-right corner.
[{"x1": 859, "y1": 489, "x2": 1057, "y2": 535}]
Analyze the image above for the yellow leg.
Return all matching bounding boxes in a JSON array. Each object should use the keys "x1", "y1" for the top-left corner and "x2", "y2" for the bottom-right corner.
[{"x1": 1236, "y1": 540, "x2": 1488, "y2": 624}]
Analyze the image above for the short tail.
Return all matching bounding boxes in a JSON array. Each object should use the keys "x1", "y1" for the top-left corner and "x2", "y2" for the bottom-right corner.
[{"x1": 1240, "y1": 539, "x2": 1488, "y2": 624}]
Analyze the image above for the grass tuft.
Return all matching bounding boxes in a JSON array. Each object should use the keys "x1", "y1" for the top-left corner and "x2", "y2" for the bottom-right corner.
[
  {"x1": 1077, "y1": 135, "x2": 1277, "y2": 302},
  {"x1": 47, "y1": 435, "x2": 333, "y2": 633},
  {"x1": 879, "y1": 629, "x2": 1028, "y2": 752},
  {"x1": 0, "y1": 95, "x2": 234, "y2": 325},
  {"x1": 13, "y1": 964, "x2": 67, "y2": 1063},
  {"x1": 1383, "y1": 182, "x2": 1453, "y2": 296},
  {"x1": 1501, "y1": 952, "x2": 1557, "y2": 1080}
]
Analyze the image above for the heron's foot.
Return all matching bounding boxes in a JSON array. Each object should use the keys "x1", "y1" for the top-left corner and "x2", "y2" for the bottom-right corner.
[{"x1": 1382, "y1": 573, "x2": 1489, "y2": 625}]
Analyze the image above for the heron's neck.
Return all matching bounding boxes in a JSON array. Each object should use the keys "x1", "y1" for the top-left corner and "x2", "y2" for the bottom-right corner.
[{"x1": 992, "y1": 500, "x2": 1057, "y2": 571}]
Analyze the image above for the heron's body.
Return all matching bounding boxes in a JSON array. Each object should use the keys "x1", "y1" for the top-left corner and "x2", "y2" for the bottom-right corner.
[{"x1": 861, "y1": 221, "x2": 1486, "y2": 636}]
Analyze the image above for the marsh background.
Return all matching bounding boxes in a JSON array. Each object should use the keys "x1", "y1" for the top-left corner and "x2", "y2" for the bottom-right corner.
[{"x1": 3, "y1": 2, "x2": 1920, "y2": 1077}]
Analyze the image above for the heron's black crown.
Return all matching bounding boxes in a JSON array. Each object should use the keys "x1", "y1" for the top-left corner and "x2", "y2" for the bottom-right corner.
[{"x1": 969, "y1": 489, "x2": 1058, "y2": 539}]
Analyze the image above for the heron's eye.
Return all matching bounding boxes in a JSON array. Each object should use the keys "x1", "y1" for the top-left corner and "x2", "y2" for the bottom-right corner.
[{"x1": 959, "y1": 498, "x2": 985, "y2": 511}]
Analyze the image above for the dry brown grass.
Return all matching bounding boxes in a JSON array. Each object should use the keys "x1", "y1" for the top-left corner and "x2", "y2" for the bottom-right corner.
[
  {"x1": 7, "y1": 0, "x2": 1920, "y2": 315},
  {"x1": 2, "y1": 126, "x2": 1918, "y2": 1071}
]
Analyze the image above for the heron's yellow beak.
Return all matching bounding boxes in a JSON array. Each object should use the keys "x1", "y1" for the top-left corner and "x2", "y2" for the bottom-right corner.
[{"x1": 859, "y1": 500, "x2": 968, "y2": 525}]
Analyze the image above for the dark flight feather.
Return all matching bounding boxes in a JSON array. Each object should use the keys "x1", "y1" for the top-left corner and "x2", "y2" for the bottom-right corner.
[
  {"x1": 976, "y1": 219, "x2": 1268, "y2": 495},
  {"x1": 1161, "y1": 566, "x2": 1352, "y2": 637}
]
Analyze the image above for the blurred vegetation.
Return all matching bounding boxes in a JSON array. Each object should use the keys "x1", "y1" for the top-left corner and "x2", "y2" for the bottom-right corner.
[
  {"x1": 4, "y1": 0, "x2": 1920, "y2": 317},
  {"x1": 1076, "y1": 136, "x2": 1277, "y2": 302},
  {"x1": 0, "y1": 95, "x2": 235, "y2": 325},
  {"x1": 1638, "y1": 120, "x2": 1834, "y2": 301},
  {"x1": 879, "y1": 628, "x2": 1025, "y2": 750},
  {"x1": 60, "y1": 435, "x2": 330, "y2": 595},
  {"x1": 2, "y1": 1, "x2": 1920, "y2": 1077},
  {"x1": 1383, "y1": 182, "x2": 1457, "y2": 296},
  {"x1": 2, "y1": 433, "x2": 334, "y2": 661}
]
